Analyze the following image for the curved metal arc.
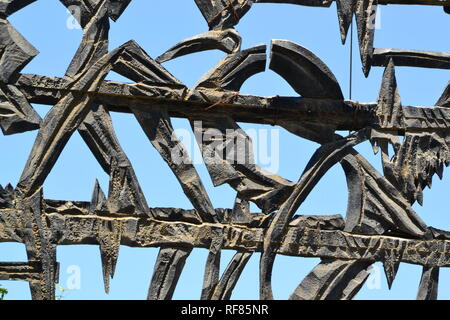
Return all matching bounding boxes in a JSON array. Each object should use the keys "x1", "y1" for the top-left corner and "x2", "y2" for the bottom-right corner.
[
  {"x1": 156, "y1": 29, "x2": 242, "y2": 64},
  {"x1": 194, "y1": 44, "x2": 267, "y2": 91},
  {"x1": 259, "y1": 129, "x2": 370, "y2": 299},
  {"x1": 269, "y1": 39, "x2": 344, "y2": 99}
]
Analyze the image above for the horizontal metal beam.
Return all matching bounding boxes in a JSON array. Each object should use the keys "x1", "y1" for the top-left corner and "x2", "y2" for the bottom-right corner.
[
  {"x1": 0, "y1": 262, "x2": 41, "y2": 281},
  {"x1": 377, "y1": 0, "x2": 450, "y2": 5},
  {"x1": 1, "y1": 204, "x2": 450, "y2": 268},
  {"x1": 373, "y1": 49, "x2": 450, "y2": 70},
  {"x1": 13, "y1": 74, "x2": 450, "y2": 133},
  {"x1": 255, "y1": 0, "x2": 450, "y2": 6},
  {"x1": 15, "y1": 74, "x2": 375, "y2": 131}
]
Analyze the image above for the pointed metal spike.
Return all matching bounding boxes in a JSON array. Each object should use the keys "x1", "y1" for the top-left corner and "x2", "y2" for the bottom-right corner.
[
  {"x1": 377, "y1": 59, "x2": 403, "y2": 130},
  {"x1": 355, "y1": 0, "x2": 377, "y2": 77},
  {"x1": 98, "y1": 220, "x2": 122, "y2": 294},
  {"x1": 0, "y1": 183, "x2": 15, "y2": 208},
  {"x1": 336, "y1": 0, "x2": 355, "y2": 44},
  {"x1": 0, "y1": 184, "x2": 7, "y2": 208},
  {"x1": 379, "y1": 59, "x2": 397, "y2": 95},
  {"x1": 102, "y1": 263, "x2": 111, "y2": 294},
  {"x1": 0, "y1": 20, "x2": 39, "y2": 82},
  {"x1": 437, "y1": 161, "x2": 444, "y2": 180},
  {"x1": 416, "y1": 188, "x2": 424, "y2": 206},
  {"x1": 5, "y1": 183, "x2": 13, "y2": 193},
  {"x1": 383, "y1": 251, "x2": 400, "y2": 289},
  {"x1": 90, "y1": 179, "x2": 108, "y2": 215},
  {"x1": 100, "y1": 255, "x2": 116, "y2": 294}
]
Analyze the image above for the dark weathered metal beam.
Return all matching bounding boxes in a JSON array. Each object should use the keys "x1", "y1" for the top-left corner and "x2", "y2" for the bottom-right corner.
[
  {"x1": 373, "y1": 49, "x2": 450, "y2": 70},
  {"x1": 2, "y1": 205, "x2": 450, "y2": 268},
  {"x1": 14, "y1": 74, "x2": 376, "y2": 130},
  {"x1": 14, "y1": 74, "x2": 450, "y2": 134},
  {"x1": 255, "y1": 0, "x2": 450, "y2": 6},
  {"x1": 0, "y1": 262, "x2": 41, "y2": 282},
  {"x1": 377, "y1": 0, "x2": 450, "y2": 5}
]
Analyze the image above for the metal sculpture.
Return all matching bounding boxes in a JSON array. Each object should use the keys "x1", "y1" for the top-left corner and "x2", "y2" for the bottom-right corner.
[{"x1": 0, "y1": 0, "x2": 449, "y2": 300}]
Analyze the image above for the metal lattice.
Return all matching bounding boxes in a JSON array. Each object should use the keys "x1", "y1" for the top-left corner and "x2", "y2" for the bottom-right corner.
[{"x1": 0, "y1": 0, "x2": 449, "y2": 300}]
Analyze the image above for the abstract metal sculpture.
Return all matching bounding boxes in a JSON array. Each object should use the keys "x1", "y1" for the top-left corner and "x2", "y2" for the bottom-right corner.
[{"x1": 0, "y1": 0, "x2": 449, "y2": 300}]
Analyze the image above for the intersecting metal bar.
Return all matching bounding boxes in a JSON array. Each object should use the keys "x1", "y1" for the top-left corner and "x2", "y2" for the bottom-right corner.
[
  {"x1": 0, "y1": 262, "x2": 41, "y2": 281},
  {"x1": 3, "y1": 206, "x2": 450, "y2": 268},
  {"x1": 14, "y1": 74, "x2": 376, "y2": 130},
  {"x1": 1, "y1": 0, "x2": 449, "y2": 301},
  {"x1": 14, "y1": 74, "x2": 450, "y2": 134}
]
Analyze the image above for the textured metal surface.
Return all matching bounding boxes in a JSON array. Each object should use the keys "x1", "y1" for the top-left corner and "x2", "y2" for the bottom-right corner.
[{"x1": 0, "y1": 0, "x2": 449, "y2": 300}]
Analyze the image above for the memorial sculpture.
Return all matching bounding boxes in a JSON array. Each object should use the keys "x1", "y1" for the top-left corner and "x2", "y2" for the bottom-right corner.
[{"x1": 0, "y1": 0, "x2": 449, "y2": 300}]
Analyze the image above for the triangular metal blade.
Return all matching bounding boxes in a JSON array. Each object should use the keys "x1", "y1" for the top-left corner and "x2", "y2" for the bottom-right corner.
[
  {"x1": 98, "y1": 220, "x2": 121, "y2": 294},
  {"x1": 336, "y1": 0, "x2": 355, "y2": 44},
  {"x1": 89, "y1": 179, "x2": 108, "y2": 214},
  {"x1": 0, "y1": 84, "x2": 41, "y2": 135},
  {"x1": 376, "y1": 59, "x2": 403, "y2": 129},
  {"x1": 355, "y1": 0, "x2": 377, "y2": 77},
  {"x1": 383, "y1": 250, "x2": 401, "y2": 289}
]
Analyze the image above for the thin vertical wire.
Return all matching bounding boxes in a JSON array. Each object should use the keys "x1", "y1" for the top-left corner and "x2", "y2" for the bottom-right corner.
[{"x1": 349, "y1": 18, "x2": 354, "y2": 100}]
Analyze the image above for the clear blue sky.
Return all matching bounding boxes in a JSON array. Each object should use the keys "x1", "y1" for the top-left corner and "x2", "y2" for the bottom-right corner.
[{"x1": 0, "y1": 0, "x2": 449, "y2": 300}]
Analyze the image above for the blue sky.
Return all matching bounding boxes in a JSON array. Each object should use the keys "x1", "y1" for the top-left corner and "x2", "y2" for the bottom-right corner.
[{"x1": 0, "y1": 0, "x2": 449, "y2": 300}]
